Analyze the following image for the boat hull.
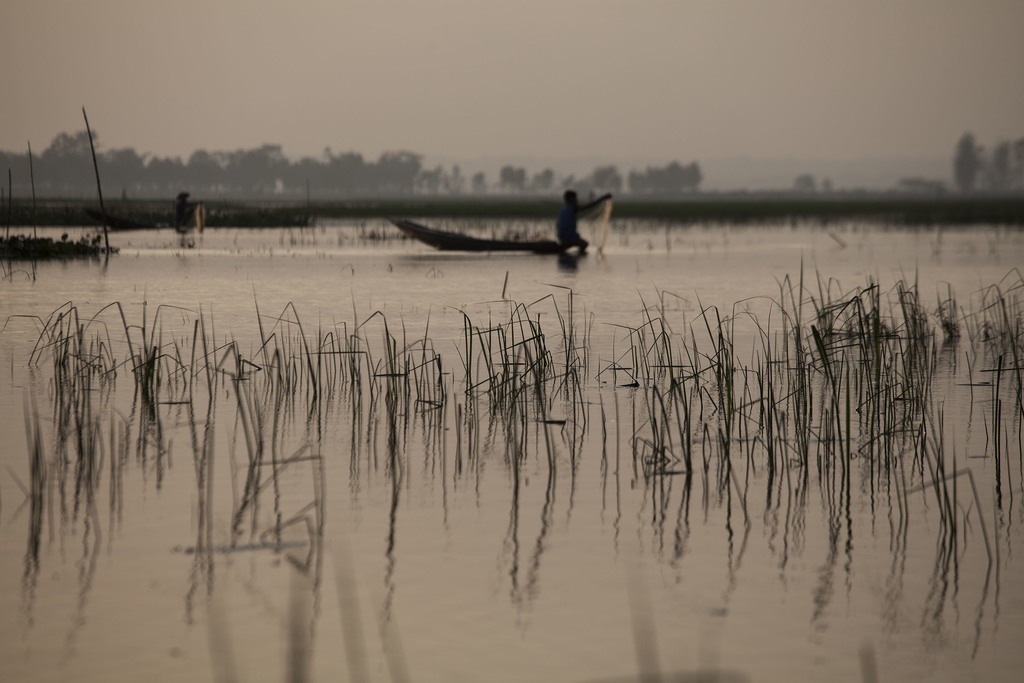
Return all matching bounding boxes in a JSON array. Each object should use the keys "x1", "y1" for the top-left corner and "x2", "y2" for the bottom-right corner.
[
  {"x1": 391, "y1": 218, "x2": 569, "y2": 254},
  {"x1": 84, "y1": 209, "x2": 157, "y2": 232}
]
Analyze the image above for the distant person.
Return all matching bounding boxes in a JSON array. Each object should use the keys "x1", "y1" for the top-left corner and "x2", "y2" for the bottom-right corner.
[
  {"x1": 556, "y1": 189, "x2": 612, "y2": 253},
  {"x1": 174, "y1": 192, "x2": 193, "y2": 232}
]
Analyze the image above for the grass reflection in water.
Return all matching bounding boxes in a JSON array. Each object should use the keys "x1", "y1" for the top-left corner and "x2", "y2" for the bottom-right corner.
[{"x1": 7, "y1": 266, "x2": 1024, "y2": 682}]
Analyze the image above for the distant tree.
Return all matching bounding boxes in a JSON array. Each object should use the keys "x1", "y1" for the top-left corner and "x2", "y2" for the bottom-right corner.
[
  {"x1": 627, "y1": 161, "x2": 702, "y2": 194},
  {"x1": 323, "y1": 151, "x2": 368, "y2": 195},
  {"x1": 42, "y1": 130, "x2": 93, "y2": 161},
  {"x1": 0, "y1": 150, "x2": 22, "y2": 194},
  {"x1": 498, "y1": 165, "x2": 527, "y2": 193},
  {"x1": 416, "y1": 165, "x2": 444, "y2": 194},
  {"x1": 374, "y1": 151, "x2": 422, "y2": 195},
  {"x1": 587, "y1": 165, "x2": 623, "y2": 194},
  {"x1": 1014, "y1": 138, "x2": 1024, "y2": 191},
  {"x1": 897, "y1": 177, "x2": 946, "y2": 195},
  {"x1": 224, "y1": 144, "x2": 288, "y2": 194},
  {"x1": 989, "y1": 141, "x2": 1011, "y2": 191},
  {"x1": 101, "y1": 147, "x2": 147, "y2": 198},
  {"x1": 187, "y1": 150, "x2": 226, "y2": 191},
  {"x1": 530, "y1": 168, "x2": 555, "y2": 193},
  {"x1": 954, "y1": 132, "x2": 981, "y2": 193},
  {"x1": 471, "y1": 171, "x2": 487, "y2": 194},
  {"x1": 283, "y1": 155, "x2": 321, "y2": 195},
  {"x1": 146, "y1": 155, "x2": 186, "y2": 195},
  {"x1": 444, "y1": 165, "x2": 465, "y2": 195},
  {"x1": 792, "y1": 174, "x2": 817, "y2": 193},
  {"x1": 40, "y1": 129, "x2": 95, "y2": 194}
]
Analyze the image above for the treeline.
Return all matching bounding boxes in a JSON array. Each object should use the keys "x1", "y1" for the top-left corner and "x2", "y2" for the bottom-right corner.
[
  {"x1": 953, "y1": 133, "x2": 1024, "y2": 193},
  {"x1": 0, "y1": 130, "x2": 702, "y2": 200}
]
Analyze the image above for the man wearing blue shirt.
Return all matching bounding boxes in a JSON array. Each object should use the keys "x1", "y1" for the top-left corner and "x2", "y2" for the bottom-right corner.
[{"x1": 557, "y1": 190, "x2": 612, "y2": 252}]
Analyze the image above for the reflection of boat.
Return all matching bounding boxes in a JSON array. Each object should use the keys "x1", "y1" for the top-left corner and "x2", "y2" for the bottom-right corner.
[
  {"x1": 85, "y1": 208, "x2": 156, "y2": 231},
  {"x1": 390, "y1": 218, "x2": 569, "y2": 254}
]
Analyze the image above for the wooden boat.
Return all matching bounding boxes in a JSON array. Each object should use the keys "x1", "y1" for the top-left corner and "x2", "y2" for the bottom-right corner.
[
  {"x1": 85, "y1": 208, "x2": 156, "y2": 231},
  {"x1": 390, "y1": 218, "x2": 569, "y2": 254}
]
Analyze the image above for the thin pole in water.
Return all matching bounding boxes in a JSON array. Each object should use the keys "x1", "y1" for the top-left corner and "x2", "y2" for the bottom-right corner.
[
  {"x1": 4, "y1": 170, "x2": 10, "y2": 239},
  {"x1": 81, "y1": 107, "x2": 110, "y2": 253},
  {"x1": 28, "y1": 141, "x2": 37, "y2": 238}
]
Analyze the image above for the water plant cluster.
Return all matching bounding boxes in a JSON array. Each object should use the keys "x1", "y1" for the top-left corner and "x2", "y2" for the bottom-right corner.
[
  {"x1": 14, "y1": 271, "x2": 1021, "y2": 523},
  {"x1": 6, "y1": 266, "x2": 1023, "y2": 679},
  {"x1": 0, "y1": 231, "x2": 113, "y2": 259}
]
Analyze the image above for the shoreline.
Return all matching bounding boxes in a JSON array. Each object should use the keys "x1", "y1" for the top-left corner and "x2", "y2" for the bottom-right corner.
[{"x1": 4, "y1": 194, "x2": 1024, "y2": 228}]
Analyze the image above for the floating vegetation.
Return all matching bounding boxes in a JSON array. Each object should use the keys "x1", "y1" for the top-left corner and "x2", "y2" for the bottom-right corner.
[
  {"x1": 0, "y1": 231, "x2": 115, "y2": 259},
  {"x1": 5, "y1": 198, "x2": 314, "y2": 230}
]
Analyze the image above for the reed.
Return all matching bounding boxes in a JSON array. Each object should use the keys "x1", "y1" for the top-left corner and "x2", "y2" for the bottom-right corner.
[
  {"x1": 28, "y1": 141, "x2": 37, "y2": 239},
  {"x1": 6, "y1": 169, "x2": 11, "y2": 239},
  {"x1": 11, "y1": 265, "x2": 1023, "y2": 683}
]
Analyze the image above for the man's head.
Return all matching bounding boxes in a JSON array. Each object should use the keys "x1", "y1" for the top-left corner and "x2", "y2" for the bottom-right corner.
[{"x1": 563, "y1": 190, "x2": 578, "y2": 205}]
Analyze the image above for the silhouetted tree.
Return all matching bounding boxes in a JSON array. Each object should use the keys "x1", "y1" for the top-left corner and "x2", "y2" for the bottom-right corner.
[
  {"x1": 101, "y1": 147, "x2": 147, "y2": 197},
  {"x1": 989, "y1": 141, "x2": 1011, "y2": 191},
  {"x1": 187, "y1": 150, "x2": 226, "y2": 191},
  {"x1": 323, "y1": 151, "x2": 368, "y2": 195},
  {"x1": 588, "y1": 165, "x2": 623, "y2": 193},
  {"x1": 40, "y1": 130, "x2": 94, "y2": 194},
  {"x1": 627, "y1": 161, "x2": 702, "y2": 194},
  {"x1": 498, "y1": 165, "x2": 527, "y2": 193},
  {"x1": 0, "y1": 150, "x2": 27, "y2": 194},
  {"x1": 416, "y1": 165, "x2": 444, "y2": 194},
  {"x1": 897, "y1": 177, "x2": 946, "y2": 195},
  {"x1": 530, "y1": 168, "x2": 555, "y2": 193},
  {"x1": 954, "y1": 132, "x2": 981, "y2": 193},
  {"x1": 792, "y1": 174, "x2": 816, "y2": 193},
  {"x1": 286, "y1": 156, "x2": 323, "y2": 195},
  {"x1": 471, "y1": 171, "x2": 487, "y2": 194},
  {"x1": 225, "y1": 144, "x2": 288, "y2": 193},
  {"x1": 374, "y1": 151, "x2": 422, "y2": 195},
  {"x1": 444, "y1": 165, "x2": 465, "y2": 195},
  {"x1": 43, "y1": 130, "x2": 93, "y2": 160},
  {"x1": 1013, "y1": 138, "x2": 1024, "y2": 191},
  {"x1": 0, "y1": 132, "x2": 711, "y2": 199},
  {"x1": 145, "y1": 155, "x2": 186, "y2": 195}
]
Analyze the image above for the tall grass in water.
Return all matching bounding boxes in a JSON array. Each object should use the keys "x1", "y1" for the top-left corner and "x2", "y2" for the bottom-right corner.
[
  {"x1": 615, "y1": 269, "x2": 1022, "y2": 570},
  {"x1": 11, "y1": 267, "x2": 1024, "y2": 681},
  {"x1": 21, "y1": 270, "x2": 1019, "y2": 506}
]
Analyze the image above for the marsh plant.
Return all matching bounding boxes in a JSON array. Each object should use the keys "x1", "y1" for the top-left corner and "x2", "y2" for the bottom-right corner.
[{"x1": 8, "y1": 267, "x2": 1023, "y2": 681}]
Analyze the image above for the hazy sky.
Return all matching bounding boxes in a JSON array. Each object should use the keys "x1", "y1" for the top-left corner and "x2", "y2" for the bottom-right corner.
[{"x1": 2, "y1": 0, "x2": 1023, "y2": 165}]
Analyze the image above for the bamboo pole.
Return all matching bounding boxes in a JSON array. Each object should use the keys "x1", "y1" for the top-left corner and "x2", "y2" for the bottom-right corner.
[
  {"x1": 6, "y1": 169, "x2": 11, "y2": 238},
  {"x1": 81, "y1": 107, "x2": 110, "y2": 253},
  {"x1": 28, "y1": 141, "x2": 37, "y2": 238}
]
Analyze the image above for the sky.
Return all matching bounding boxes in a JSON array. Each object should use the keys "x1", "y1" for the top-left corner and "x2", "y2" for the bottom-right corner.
[{"x1": 2, "y1": 0, "x2": 1023, "y2": 175}]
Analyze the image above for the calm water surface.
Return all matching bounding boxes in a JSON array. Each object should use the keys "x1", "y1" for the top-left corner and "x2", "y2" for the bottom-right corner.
[{"x1": 1, "y1": 220, "x2": 1022, "y2": 682}]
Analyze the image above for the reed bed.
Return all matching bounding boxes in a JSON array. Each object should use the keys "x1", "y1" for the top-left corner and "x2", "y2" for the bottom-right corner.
[
  {"x1": 8, "y1": 267, "x2": 1023, "y2": 680},
  {"x1": 16, "y1": 269, "x2": 1023, "y2": 497}
]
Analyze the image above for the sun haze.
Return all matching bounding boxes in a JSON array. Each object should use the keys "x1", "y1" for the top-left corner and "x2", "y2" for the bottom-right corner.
[{"x1": 2, "y1": 0, "x2": 1022, "y2": 170}]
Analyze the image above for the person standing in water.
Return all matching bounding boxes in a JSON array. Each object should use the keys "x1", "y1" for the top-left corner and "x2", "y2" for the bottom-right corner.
[
  {"x1": 556, "y1": 189, "x2": 612, "y2": 252},
  {"x1": 174, "y1": 192, "x2": 193, "y2": 233},
  {"x1": 174, "y1": 191, "x2": 206, "y2": 234}
]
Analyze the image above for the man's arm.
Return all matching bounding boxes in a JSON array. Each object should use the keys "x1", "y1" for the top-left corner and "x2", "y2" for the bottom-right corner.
[{"x1": 579, "y1": 193, "x2": 613, "y2": 213}]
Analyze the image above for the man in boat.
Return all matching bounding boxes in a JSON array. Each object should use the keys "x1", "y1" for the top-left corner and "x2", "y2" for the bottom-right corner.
[{"x1": 557, "y1": 189, "x2": 612, "y2": 252}]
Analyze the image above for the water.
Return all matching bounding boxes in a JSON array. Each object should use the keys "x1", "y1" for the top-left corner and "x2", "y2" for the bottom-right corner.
[{"x1": 1, "y1": 220, "x2": 1023, "y2": 683}]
